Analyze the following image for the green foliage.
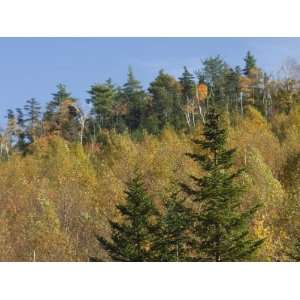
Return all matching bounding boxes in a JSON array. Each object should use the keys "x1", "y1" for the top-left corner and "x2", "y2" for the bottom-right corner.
[
  {"x1": 24, "y1": 98, "x2": 42, "y2": 142},
  {"x1": 87, "y1": 79, "x2": 116, "y2": 129},
  {"x1": 152, "y1": 193, "x2": 193, "y2": 261},
  {"x1": 224, "y1": 67, "x2": 241, "y2": 108},
  {"x1": 197, "y1": 55, "x2": 227, "y2": 103},
  {"x1": 148, "y1": 70, "x2": 185, "y2": 131},
  {"x1": 243, "y1": 51, "x2": 257, "y2": 76},
  {"x1": 2, "y1": 52, "x2": 300, "y2": 262},
  {"x1": 24, "y1": 98, "x2": 41, "y2": 125},
  {"x1": 181, "y1": 108, "x2": 263, "y2": 261},
  {"x1": 44, "y1": 84, "x2": 72, "y2": 119},
  {"x1": 179, "y1": 66, "x2": 195, "y2": 100},
  {"x1": 43, "y1": 84, "x2": 80, "y2": 141},
  {"x1": 122, "y1": 67, "x2": 147, "y2": 131},
  {"x1": 94, "y1": 174, "x2": 159, "y2": 262}
]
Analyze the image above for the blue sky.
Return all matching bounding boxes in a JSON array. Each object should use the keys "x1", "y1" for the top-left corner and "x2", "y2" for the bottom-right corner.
[{"x1": 1, "y1": 37, "x2": 300, "y2": 126}]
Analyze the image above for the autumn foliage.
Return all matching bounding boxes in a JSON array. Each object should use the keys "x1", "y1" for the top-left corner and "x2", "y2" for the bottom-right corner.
[{"x1": 1, "y1": 52, "x2": 300, "y2": 261}]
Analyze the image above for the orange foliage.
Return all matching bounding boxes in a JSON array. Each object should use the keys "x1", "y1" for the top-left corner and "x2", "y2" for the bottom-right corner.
[{"x1": 197, "y1": 83, "x2": 208, "y2": 102}]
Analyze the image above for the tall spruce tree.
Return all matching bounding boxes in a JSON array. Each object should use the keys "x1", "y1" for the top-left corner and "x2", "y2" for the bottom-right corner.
[
  {"x1": 93, "y1": 174, "x2": 159, "y2": 262},
  {"x1": 179, "y1": 66, "x2": 195, "y2": 100},
  {"x1": 24, "y1": 98, "x2": 41, "y2": 126},
  {"x1": 152, "y1": 193, "x2": 193, "y2": 262},
  {"x1": 15, "y1": 108, "x2": 27, "y2": 152},
  {"x1": 24, "y1": 98, "x2": 42, "y2": 142},
  {"x1": 123, "y1": 66, "x2": 143, "y2": 96},
  {"x1": 181, "y1": 108, "x2": 263, "y2": 261},
  {"x1": 122, "y1": 67, "x2": 146, "y2": 131},
  {"x1": 243, "y1": 51, "x2": 257, "y2": 76}
]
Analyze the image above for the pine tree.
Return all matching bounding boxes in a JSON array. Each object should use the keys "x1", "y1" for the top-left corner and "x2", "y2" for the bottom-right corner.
[
  {"x1": 93, "y1": 174, "x2": 159, "y2": 262},
  {"x1": 15, "y1": 108, "x2": 27, "y2": 152},
  {"x1": 24, "y1": 98, "x2": 42, "y2": 142},
  {"x1": 181, "y1": 108, "x2": 263, "y2": 261},
  {"x1": 152, "y1": 193, "x2": 193, "y2": 261},
  {"x1": 123, "y1": 66, "x2": 143, "y2": 96},
  {"x1": 87, "y1": 79, "x2": 116, "y2": 129},
  {"x1": 243, "y1": 51, "x2": 257, "y2": 76},
  {"x1": 51, "y1": 83, "x2": 73, "y2": 107},
  {"x1": 198, "y1": 56, "x2": 227, "y2": 103},
  {"x1": 122, "y1": 67, "x2": 146, "y2": 131},
  {"x1": 16, "y1": 108, "x2": 25, "y2": 129},
  {"x1": 224, "y1": 68, "x2": 240, "y2": 99},
  {"x1": 148, "y1": 70, "x2": 184, "y2": 131},
  {"x1": 44, "y1": 83, "x2": 73, "y2": 121},
  {"x1": 24, "y1": 98, "x2": 41, "y2": 126},
  {"x1": 43, "y1": 84, "x2": 80, "y2": 141},
  {"x1": 179, "y1": 66, "x2": 195, "y2": 100}
]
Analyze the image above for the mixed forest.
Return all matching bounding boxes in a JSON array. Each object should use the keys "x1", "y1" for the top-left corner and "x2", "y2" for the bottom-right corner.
[{"x1": 2, "y1": 51, "x2": 300, "y2": 261}]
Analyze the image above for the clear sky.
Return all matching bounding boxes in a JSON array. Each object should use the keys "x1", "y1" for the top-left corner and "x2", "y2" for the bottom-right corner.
[{"x1": 1, "y1": 37, "x2": 300, "y2": 126}]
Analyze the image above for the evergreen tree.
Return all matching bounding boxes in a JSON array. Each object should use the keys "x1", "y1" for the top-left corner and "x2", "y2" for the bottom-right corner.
[
  {"x1": 181, "y1": 108, "x2": 263, "y2": 261},
  {"x1": 122, "y1": 67, "x2": 146, "y2": 131},
  {"x1": 24, "y1": 98, "x2": 42, "y2": 142},
  {"x1": 148, "y1": 70, "x2": 184, "y2": 131},
  {"x1": 44, "y1": 84, "x2": 79, "y2": 141},
  {"x1": 51, "y1": 83, "x2": 73, "y2": 107},
  {"x1": 93, "y1": 174, "x2": 159, "y2": 261},
  {"x1": 152, "y1": 193, "x2": 193, "y2": 261},
  {"x1": 24, "y1": 98, "x2": 41, "y2": 126},
  {"x1": 123, "y1": 66, "x2": 143, "y2": 96},
  {"x1": 224, "y1": 67, "x2": 241, "y2": 110},
  {"x1": 16, "y1": 108, "x2": 25, "y2": 129},
  {"x1": 87, "y1": 79, "x2": 116, "y2": 129},
  {"x1": 198, "y1": 56, "x2": 227, "y2": 103},
  {"x1": 243, "y1": 51, "x2": 257, "y2": 76},
  {"x1": 6, "y1": 109, "x2": 15, "y2": 122},
  {"x1": 44, "y1": 83, "x2": 73, "y2": 121},
  {"x1": 179, "y1": 66, "x2": 195, "y2": 100},
  {"x1": 15, "y1": 108, "x2": 27, "y2": 152}
]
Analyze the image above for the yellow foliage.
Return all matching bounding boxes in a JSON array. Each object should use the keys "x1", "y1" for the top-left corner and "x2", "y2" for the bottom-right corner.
[
  {"x1": 228, "y1": 106, "x2": 283, "y2": 176},
  {"x1": 0, "y1": 114, "x2": 297, "y2": 261},
  {"x1": 241, "y1": 150, "x2": 287, "y2": 261}
]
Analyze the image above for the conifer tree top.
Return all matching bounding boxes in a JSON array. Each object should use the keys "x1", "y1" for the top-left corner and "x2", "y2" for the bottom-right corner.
[{"x1": 243, "y1": 51, "x2": 257, "y2": 75}]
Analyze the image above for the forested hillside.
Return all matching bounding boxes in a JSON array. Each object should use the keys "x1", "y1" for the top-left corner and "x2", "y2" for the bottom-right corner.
[{"x1": 1, "y1": 52, "x2": 300, "y2": 261}]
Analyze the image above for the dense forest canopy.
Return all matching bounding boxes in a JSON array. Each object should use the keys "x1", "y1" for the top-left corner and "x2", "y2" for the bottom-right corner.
[{"x1": 1, "y1": 51, "x2": 300, "y2": 261}]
